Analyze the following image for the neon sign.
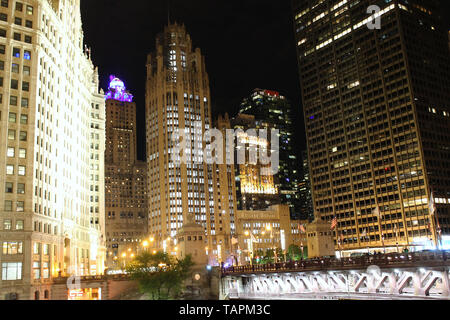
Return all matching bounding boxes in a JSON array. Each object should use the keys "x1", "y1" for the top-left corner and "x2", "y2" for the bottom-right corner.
[{"x1": 105, "y1": 75, "x2": 133, "y2": 102}]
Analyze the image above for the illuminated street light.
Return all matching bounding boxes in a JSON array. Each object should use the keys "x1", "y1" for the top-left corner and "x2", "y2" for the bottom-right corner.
[{"x1": 142, "y1": 241, "x2": 149, "y2": 248}]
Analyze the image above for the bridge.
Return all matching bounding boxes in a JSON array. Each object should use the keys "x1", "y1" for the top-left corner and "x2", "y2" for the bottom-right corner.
[{"x1": 220, "y1": 251, "x2": 450, "y2": 300}]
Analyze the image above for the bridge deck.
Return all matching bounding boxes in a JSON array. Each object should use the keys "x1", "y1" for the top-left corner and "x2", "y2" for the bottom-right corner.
[{"x1": 221, "y1": 251, "x2": 450, "y2": 276}]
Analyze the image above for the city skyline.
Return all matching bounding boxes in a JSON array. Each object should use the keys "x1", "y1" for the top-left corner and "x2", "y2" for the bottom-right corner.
[{"x1": 0, "y1": 0, "x2": 449, "y2": 303}]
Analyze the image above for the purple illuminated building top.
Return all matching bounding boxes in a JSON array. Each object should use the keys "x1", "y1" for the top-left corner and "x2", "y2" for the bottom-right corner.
[{"x1": 105, "y1": 75, "x2": 134, "y2": 102}]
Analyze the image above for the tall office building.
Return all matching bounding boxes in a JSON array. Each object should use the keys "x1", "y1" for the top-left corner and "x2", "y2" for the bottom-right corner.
[
  {"x1": 146, "y1": 23, "x2": 236, "y2": 264},
  {"x1": 104, "y1": 77, "x2": 148, "y2": 268},
  {"x1": 0, "y1": 0, "x2": 106, "y2": 300},
  {"x1": 239, "y1": 89, "x2": 302, "y2": 219},
  {"x1": 230, "y1": 113, "x2": 279, "y2": 211},
  {"x1": 293, "y1": 0, "x2": 450, "y2": 254}
]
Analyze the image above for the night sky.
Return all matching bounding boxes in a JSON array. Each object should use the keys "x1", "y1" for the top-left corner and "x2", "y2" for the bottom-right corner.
[{"x1": 81, "y1": 0, "x2": 450, "y2": 161}]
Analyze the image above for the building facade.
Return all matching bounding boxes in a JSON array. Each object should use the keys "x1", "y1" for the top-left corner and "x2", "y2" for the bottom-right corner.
[
  {"x1": 146, "y1": 23, "x2": 236, "y2": 265},
  {"x1": 299, "y1": 150, "x2": 314, "y2": 221},
  {"x1": 235, "y1": 205, "x2": 306, "y2": 264},
  {"x1": 229, "y1": 113, "x2": 279, "y2": 211},
  {"x1": 104, "y1": 77, "x2": 148, "y2": 269},
  {"x1": 0, "y1": 0, "x2": 106, "y2": 300},
  {"x1": 239, "y1": 89, "x2": 302, "y2": 219},
  {"x1": 293, "y1": 0, "x2": 450, "y2": 254}
]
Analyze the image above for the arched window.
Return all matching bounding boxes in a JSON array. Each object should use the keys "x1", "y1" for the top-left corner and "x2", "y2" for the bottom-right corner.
[{"x1": 34, "y1": 291, "x2": 40, "y2": 300}]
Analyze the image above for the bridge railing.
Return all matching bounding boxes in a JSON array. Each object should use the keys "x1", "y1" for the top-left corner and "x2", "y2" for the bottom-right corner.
[{"x1": 221, "y1": 251, "x2": 450, "y2": 275}]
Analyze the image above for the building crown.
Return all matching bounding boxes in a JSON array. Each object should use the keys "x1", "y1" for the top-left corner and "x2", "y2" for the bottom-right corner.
[{"x1": 105, "y1": 75, "x2": 133, "y2": 102}]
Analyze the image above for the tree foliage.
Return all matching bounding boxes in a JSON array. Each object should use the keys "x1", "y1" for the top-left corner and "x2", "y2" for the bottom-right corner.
[{"x1": 126, "y1": 251, "x2": 194, "y2": 300}]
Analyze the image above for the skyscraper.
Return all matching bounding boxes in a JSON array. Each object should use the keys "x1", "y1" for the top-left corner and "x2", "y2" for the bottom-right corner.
[
  {"x1": 104, "y1": 77, "x2": 148, "y2": 268},
  {"x1": 293, "y1": 0, "x2": 450, "y2": 254},
  {"x1": 0, "y1": 0, "x2": 106, "y2": 300},
  {"x1": 239, "y1": 89, "x2": 302, "y2": 219},
  {"x1": 230, "y1": 113, "x2": 279, "y2": 211},
  {"x1": 146, "y1": 23, "x2": 236, "y2": 264}
]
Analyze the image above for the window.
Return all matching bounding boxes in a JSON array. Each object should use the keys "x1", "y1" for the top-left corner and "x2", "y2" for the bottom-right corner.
[
  {"x1": 3, "y1": 220, "x2": 11, "y2": 230},
  {"x1": 6, "y1": 165, "x2": 14, "y2": 175},
  {"x1": 15, "y1": 2, "x2": 22, "y2": 11},
  {"x1": 0, "y1": 44, "x2": 5, "y2": 54},
  {"x1": 11, "y1": 63, "x2": 19, "y2": 73},
  {"x1": 14, "y1": 17, "x2": 22, "y2": 26},
  {"x1": 1, "y1": 0, "x2": 8, "y2": 8},
  {"x1": 24, "y1": 35, "x2": 31, "y2": 43},
  {"x1": 16, "y1": 201, "x2": 24, "y2": 212},
  {"x1": 11, "y1": 79, "x2": 18, "y2": 89},
  {"x1": 7, "y1": 147, "x2": 14, "y2": 157},
  {"x1": 20, "y1": 114, "x2": 27, "y2": 124},
  {"x1": 0, "y1": 29, "x2": 6, "y2": 37},
  {"x1": 13, "y1": 32, "x2": 20, "y2": 41},
  {"x1": 10, "y1": 95, "x2": 17, "y2": 106},
  {"x1": 8, "y1": 130, "x2": 15, "y2": 140},
  {"x1": 43, "y1": 262, "x2": 49, "y2": 279},
  {"x1": 4, "y1": 200, "x2": 12, "y2": 211},
  {"x1": 25, "y1": 20, "x2": 32, "y2": 28},
  {"x1": 5, "y1": 182, "x2": 13, "y2": 193},
  {"x1": 21, "y1": 97, "x2": 28, "y2": 107},
  {"x1": 19, "y1": 132, "x2": 27, "y2": 141},
  {"x1": 0, "y1": 61, "x2": 4, "y2": 70},
  {"x1": 33, "y1": 242, "x2": 39, "y2": 254},
  {"x1": 43, "y1": 244, "x2": 49, "y2": 255},
  {"x1": 17, "y1": 183, "x2": 25, "y2": 194},
  {"x1": 15, "y1": 220, "x2": 24, "y2": 230},
  {"x1": 8, "y1": 112, "x2": 16, "y2": 122},
  {"x1": 24, "y1": 50, "x2": 30, "y2": 60},
  {"x1": 12, "y1": 48, "x2": 20, "y2": 58},
  {"x1": 2, "y1": 263, "x2": 22, "y2": 281},
  {"x1": 18, "y1": 166, "x2": 25, "y2": 176},
  {"x1": 22, "y1": 81, "x2": 29, "y2": 91},
  {"x1": 3, "y1": 242, "x2": 23, "y2": 255},
  {"x1": 19, "y1": 148, "x2": 26, "y2": 158},
  {"x1": 33, "y1": 262, "x2": 40, "y2": 279},
  {"x1": 0, "y1": 13, "x2": 6, "y2": 21},
  {"x1": 23, "y1": 65, "x2": 30, "y2": 75},
  {"x1": 26, "y1": 5, "x2": 32, "y2": 15}
]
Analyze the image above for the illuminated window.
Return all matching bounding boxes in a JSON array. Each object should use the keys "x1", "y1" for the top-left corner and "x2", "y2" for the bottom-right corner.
[
  {"x1": 8, "y1": 112, "x2": 16, "y2": 123},
  {"x1": 3, "y1": 219, "x2": 11, "y2": 230},
  {"x1": 7, "y1": 148, "x2": 14, "y2": 157},
  {"x1": 2, "y1": 263, "x2": 22, "y2": 281},
  {"x1": 6, "y1": 165, "x2": 14, "y2": 175},
  {"x1": 33, "y1": 262, "x2": 40, "y2": 279},
  {"x1": 18, "y1": 166, "x2": 25, "y2": 176},
  {"x1": 3, "y1": 242, "x2": 23, "y2": 255},
  {"x1": 15, "y1": 220, "x2": 24, "y2": 230}
]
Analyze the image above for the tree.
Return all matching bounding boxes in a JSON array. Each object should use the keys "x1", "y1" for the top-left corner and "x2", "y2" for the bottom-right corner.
[
  {"x1": 287, "y1": 245, "x2": 302, "y2": 261},
  {"x1": 126, "y1": 251, "x2": 194, "y2": 300}
]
